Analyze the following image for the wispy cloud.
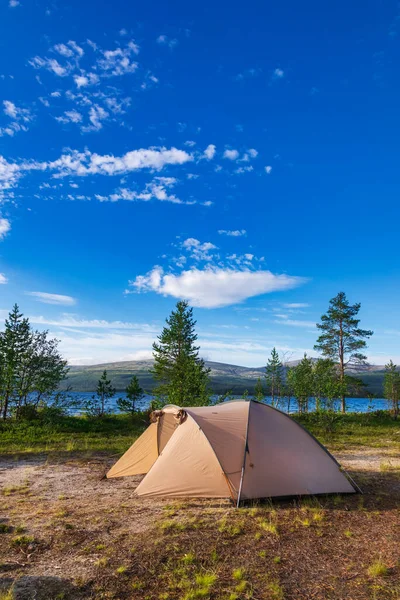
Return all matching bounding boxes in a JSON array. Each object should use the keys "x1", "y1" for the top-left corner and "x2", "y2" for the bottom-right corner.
[
  {"x1": 274, "y1": 314, "x2": 316, "y2": 328},
  {"x1": 25, "y1": 292, "x2": 77, "y2": 306},
  {"x1": 218, "y1": 229, "x2": 247, "y2": 237},
  {"x1": 0, "y1": 101, "x2": 34, "y2": 137},
  {"x1": 272, "y1": 68, "x2": 284, "y2": 80},
  {"x1": 0, "y1": 273, "x2": 7, "y2": 284},
  {"x1": 0, "y1": 218, "x2": 11, "y2": 240},
  {"x1": 96, "y1": 176, "x2": 188, "y2": 205},
  {"x1": 156, "y1": 35, "x2": 178, "y2": 49},
  {"x1": 283, "y1": 303, "x2": 310, "y2": 308},
  {"x1": 182, "y1": 238, "x2": 218, "y2": 261}
]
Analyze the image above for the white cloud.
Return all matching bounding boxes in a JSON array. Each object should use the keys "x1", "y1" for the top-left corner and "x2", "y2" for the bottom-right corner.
[
  {"x1": 55, "y1": 109, "x2": 83, "y2": 124},
  {"x1": 265, "y1": 165, "x2": 272, "y2": 174},
  {"x1": 273, "y1": 68, "x2": 284, "y2": 79},
  {"x1": 1, "y1": 101, "x2": 34, "y2": 137},
  {"x1": 223, "y1": 149, "x2": 239, "y2": 160},
  {"x1": 97, "y1": 42, "x2": 139, "y2": 76},
  {"x1": 130, "y1": 266, "x2": 306, "y2": 308},
  {"x1": 104, "y1": 176, "x2": 183, "y2": 204},
  {"x1": 15, "y1": 312, "x2": 158, "y2": 331},
  {"x1": 0, "y1": 156, "x2": 22, "y2": 199},
  {"x1": 275, "y1": 315, "x2": 316, "y2": 328},
  {"x1": 0, "y1": 218, "x2": 11, "y2": 240},
  {"x1": 234, "y1": 166, "x2": 253, "y2": 174},
  {"x1": 182, "y1": 238, "x2": 218, "y2": 261},
  {"x1": 30, "y1": 39, "x2": 139, "y2": 82},
  {"x1": 9, "y1": 0, "x2": 20, "y2": 6},
  {"x1": 53, "y1": 41, "x2": 84, "y2": 59},
  {"x1": 283, "y1": 303, "x2": 310, "y2": 308},
  {"x1": 43, "y1": 146, "x2": 193, "y2": 177},
  {"x1": 203, "y1": 144, "x2": 216, "y2": 160},
  {"x1": 25, "y1": 292, "x2": 77, "y2": 306},
  {"x1": 218, "y1": 229, "x2": 247, "y2": 237},
  {"x1": 29, "y1": 56, "x2": 70, "y2": 77},
  {"x1": 0, "y1": 273, "x2": 8, "y2": 284},
  {"x1": 73, "y1": 73, "x2": 99, "y2": 88},
  {"x1": 156, "y1": 35, "x2": 178, "y2": 48},
  {"x1": 81, "y1": 104, "x2": 109, "y2": 132}
]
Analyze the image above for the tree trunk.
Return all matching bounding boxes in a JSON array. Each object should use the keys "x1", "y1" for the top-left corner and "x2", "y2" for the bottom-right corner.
[{"x1": 339, "y1": 320, "x2": 346, "y2": 413}]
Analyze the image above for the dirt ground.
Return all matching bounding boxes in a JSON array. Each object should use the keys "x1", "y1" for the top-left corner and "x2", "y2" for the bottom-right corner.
[{"x1": 0, "y1": 448, "x2": 399, "y2": 600}]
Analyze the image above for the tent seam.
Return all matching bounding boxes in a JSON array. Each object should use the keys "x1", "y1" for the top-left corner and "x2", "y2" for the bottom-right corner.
[{"x1": 236, "y1": 400, "x2": 251, "y2": 507}]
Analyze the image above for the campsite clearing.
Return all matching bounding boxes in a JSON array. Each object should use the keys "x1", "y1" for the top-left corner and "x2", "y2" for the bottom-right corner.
[{"x1": 0, "y1": 447, "x2": 399, "y2": 599}]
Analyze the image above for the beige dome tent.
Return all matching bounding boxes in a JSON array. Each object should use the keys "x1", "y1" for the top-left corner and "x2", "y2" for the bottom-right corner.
[{"x1": 107, "y1": 400, "x2": 357, "y2": 504}]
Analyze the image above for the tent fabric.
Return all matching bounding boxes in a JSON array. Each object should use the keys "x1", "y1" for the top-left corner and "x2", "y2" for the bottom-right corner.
[
  {"x1": 185, "y1": 402, "x2": 249, "y2": 496},
  {"x1": 107, "y1": 400, "x2": 356, "y2": 500},
  {"x1": 107, "y1": 421, "x2": 158, "y2": 478},
  {"x1": 134, "y1": 415, "x2": 231, "y2": 498},
  {"x1": 241, "y1": 402, "x2": 355, "y2": 498}
]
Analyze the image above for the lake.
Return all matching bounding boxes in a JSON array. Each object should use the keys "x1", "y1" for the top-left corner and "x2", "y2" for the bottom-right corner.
[{"x1": 64, "y1": 392, "x2": 389, "y2": 414}]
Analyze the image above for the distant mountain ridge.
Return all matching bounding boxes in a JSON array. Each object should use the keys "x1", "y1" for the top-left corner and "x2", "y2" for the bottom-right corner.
[{"x1": 63, "y1": 359, "x2": 388, "y2": 396}]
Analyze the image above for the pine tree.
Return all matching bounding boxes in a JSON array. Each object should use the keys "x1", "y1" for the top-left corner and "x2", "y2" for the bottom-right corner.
[
  {"x1": 0, "y1": 304, "x2": 32, "y2": 420},
  {"x1": 117, "y1": 375, "x2": 144, "y2": 416},
  {"x1": 384, "y1": 360, "x2": 400, "y2": 420},
  {"x1": 265, "y1": 347, "x2": 283, "y2": 406},
  {"x1": 152, "y1": 301, "x2": 211, "y2": 406},
  {"x1": 87, "y1": 370, "x2": 115, "y2": 417},
  {"x1": 254, "y1": 377, "x2": 264, "y2": 402},
  {"x1": 314, "y1": 292, "x2": 373, "y2": 413}
]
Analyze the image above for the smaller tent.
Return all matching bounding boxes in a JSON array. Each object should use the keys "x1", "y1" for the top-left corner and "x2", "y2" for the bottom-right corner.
[{"x1": 107, "y1": 400, "x2": 357, "y2": 503}]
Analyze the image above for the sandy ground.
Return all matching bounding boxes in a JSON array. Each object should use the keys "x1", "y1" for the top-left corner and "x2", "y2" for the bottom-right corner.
[{"x1": 0, "y1": 448, "x2": 399, "y2": 599}]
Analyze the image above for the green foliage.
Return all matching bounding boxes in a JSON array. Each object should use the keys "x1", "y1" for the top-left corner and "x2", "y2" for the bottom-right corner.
[
  {"x1": 152, "y1": 301, "x2": 211, "y2": 406},
  {"x1": 0, "y1": 304, "x2": 69, "y2": 420},
  {"x1": 117, "y1": 375, "x2": 144, "y2": 416},
  {"x1": 254, "y1": 377, "x2": 264, "y2": 402},
  {"x1": 314, "y1": 292, "x2": 373, "y2": 412},
  {"x1": 265, "y1": 347, "x2": 283, "y2": 406},
  {"x1": 85, "y1": 370, "x2": 116, "y2": 417},
  {"x1": 312, "y1": 358, "x2": 340, "y2": 410},
  {"x1": 287, "y1": 354, "x2": 313, "y2": 412},
  {"x1": 383, "y1": 360, "x2": 400, "y2": 419}
]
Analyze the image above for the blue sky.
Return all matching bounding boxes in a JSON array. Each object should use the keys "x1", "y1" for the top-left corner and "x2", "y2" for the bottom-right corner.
[{"x1": 1, "y1": 0, "x2": 400, "y2": 366}]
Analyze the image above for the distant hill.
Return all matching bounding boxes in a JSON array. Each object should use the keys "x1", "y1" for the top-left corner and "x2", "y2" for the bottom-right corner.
[{"x1": 61, "y1": 359, "x2": 388, "y2": 397}]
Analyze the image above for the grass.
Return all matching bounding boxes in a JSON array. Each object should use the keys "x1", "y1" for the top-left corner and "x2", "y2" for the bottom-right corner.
[
  {"x1": 295, "y1": 411, "x2": 400, "y2": 450},
  {"x1": 11, "y1": 534, "x2": 35, "y2": 548},
  {"x1": 0, "y1": 410, "x2": 399, "y2": 456},
  {"x1": 0, "y1": 412, "x2": 147, "y2": 455},
  {"x1": 368, "y1": 559, "x2": 389, "y2": 578}
]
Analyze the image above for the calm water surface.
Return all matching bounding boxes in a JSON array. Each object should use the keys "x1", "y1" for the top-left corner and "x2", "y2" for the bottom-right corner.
[{"x1": 66, "y1": 393, "x2": 388, "y2": 414}]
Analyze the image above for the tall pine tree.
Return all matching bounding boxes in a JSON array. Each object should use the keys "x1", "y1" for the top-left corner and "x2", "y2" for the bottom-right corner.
[
  {"x1": 265, "y1": 347, "x2": 283, "y2": 406},
  {"x1": 0, "y1": 305, "x2": 32, "y2": 420},
  {"x1": 152, "y1": 301, "x2": 210, "y2": 406},
  {"x1": 314, "y1": 292, "x2": 373, "y2": 413}
]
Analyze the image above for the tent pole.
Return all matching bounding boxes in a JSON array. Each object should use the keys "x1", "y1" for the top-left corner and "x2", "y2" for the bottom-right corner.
[
  {"x1": 342, "y1": 469, "x2": 363, "y2": 494},
  {"x1": 236, "y1": 400, "x2": 251, "y2": 508}
]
